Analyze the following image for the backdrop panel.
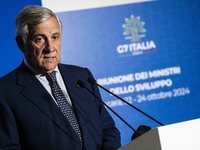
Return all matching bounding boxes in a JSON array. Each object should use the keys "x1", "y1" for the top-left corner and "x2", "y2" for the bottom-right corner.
[
  {"x1": 1, "y1": 0, "x2": 200, "y2": 146},
  {"x1": 0, "y1": 0, "x2": 42, "y2": 76},
  {"x1": 43, "y1": 0, "x2": 200, "y2": 145}
]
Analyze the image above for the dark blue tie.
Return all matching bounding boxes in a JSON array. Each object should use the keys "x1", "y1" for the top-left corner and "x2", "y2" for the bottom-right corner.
[{"x1": 46, "y1": 71, "x2": 82, "y2": 141}]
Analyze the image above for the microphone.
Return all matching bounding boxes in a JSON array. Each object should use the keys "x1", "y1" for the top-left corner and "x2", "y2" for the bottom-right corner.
[
  {"x1": 76, "y1": 80, "x2": 140, "y2": 136},
  {"x1": 131, "y1": 125, "x2": 151, "y2": 140},
  {"x1": 87, "y1": 77, "x2": 164, "y2": 126}
]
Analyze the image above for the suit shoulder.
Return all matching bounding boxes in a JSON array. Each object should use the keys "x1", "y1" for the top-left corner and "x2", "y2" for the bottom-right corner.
[
  {"x1": 0, "y1": 62, "x2": 25, "y2": 82},
  {"x1": 0, "y1": 69, "x2": 17, "y2": 83},
  {"x1": 59, "y1": 64, "x2": 85, "y2": 69},
  {"x1": 58, "y1": 63, "x2": 94, "y2": 80},
  {"x1": 58, "y1": 64, "x2": 90, "y2": 73}
]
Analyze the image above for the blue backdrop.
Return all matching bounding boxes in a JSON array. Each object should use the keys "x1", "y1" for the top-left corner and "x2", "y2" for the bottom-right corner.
[{"x1": 1, "y1": 0, "x2": 200, "y2": 146}]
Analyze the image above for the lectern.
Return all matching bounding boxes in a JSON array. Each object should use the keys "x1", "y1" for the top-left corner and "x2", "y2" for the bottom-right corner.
[{"x1": 119, "y1": 118, "x2": 200, "y2": 150}]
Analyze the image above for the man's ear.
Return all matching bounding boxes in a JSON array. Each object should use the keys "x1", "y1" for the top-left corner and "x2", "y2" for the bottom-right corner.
[{"x1": 16, "y1": 36, "x2": 25, "y2": 53}]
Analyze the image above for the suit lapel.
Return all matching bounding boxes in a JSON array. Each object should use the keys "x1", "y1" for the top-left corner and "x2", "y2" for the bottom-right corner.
[{"x1": 16, "y1": 64, "x2": 82, "y2": 145}]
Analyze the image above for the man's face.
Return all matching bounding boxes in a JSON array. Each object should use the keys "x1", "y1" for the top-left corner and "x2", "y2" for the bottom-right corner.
[{"x1": 24, "y1": 17, "x2": 61, "y2": 73}]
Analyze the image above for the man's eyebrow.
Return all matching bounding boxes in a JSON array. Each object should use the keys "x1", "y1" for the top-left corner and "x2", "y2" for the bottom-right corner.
[
  {"x1": 30, "y1": 32, "x2": 61, "y2": 39},
  {"x1": 52, "y1": 32, "x2": 61, "y2": 36},
  {"x1": 31, "y1": 34, "x2": 45, "y2": 39}
]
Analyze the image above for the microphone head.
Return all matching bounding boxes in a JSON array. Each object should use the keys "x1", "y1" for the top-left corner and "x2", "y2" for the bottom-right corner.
[
  {"x1": 87, "y1": 77, "x2": 97, "y2": 85},
  {"x1": 77, "y1": 80, "x2": 86, "y2": 88},
  {"x1": 131, "y1": 125, "x2": 151, "y2": 140}
]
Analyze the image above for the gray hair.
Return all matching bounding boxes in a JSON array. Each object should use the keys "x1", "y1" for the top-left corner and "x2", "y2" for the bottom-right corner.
[{"x1": 15, "y1": 5, "x2": 62, "y2": 44}]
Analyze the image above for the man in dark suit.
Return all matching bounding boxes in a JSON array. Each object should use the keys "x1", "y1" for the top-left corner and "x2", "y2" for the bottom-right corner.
[{"x1": 0, "y1": 5, "x2": 121, "y2": 150}]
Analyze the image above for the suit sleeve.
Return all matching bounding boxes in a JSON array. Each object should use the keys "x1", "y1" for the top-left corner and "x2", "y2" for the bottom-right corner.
[
  {"x1": 0, "y1": 95, "x2": 21, "y2": 150},
  {"x1": 85, "y1": 68, "x2": 121, "y2": 150}
]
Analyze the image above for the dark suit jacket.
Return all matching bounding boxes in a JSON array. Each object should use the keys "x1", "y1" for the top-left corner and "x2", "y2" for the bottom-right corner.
[{"x1": 0, "y1": 63, "x2": 121, "y2": 150}]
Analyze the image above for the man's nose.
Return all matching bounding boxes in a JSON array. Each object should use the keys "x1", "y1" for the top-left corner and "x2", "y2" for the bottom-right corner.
[{"x1": 44, "y1": 40, "x2": 54, "y2": 52}]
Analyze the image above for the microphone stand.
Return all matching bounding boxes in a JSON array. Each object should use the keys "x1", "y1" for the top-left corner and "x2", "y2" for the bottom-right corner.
[
  {"x1": 88, "y1": 78, "x2": 164, "y2": 126},
  {"x1": 77, "y1": 80, "x2": 140, "y2": 136}
]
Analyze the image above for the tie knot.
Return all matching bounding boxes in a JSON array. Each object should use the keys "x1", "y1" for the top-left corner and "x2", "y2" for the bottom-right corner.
[{"x1": 46, "y1": 71, "x2": 57, "y2": 83}]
